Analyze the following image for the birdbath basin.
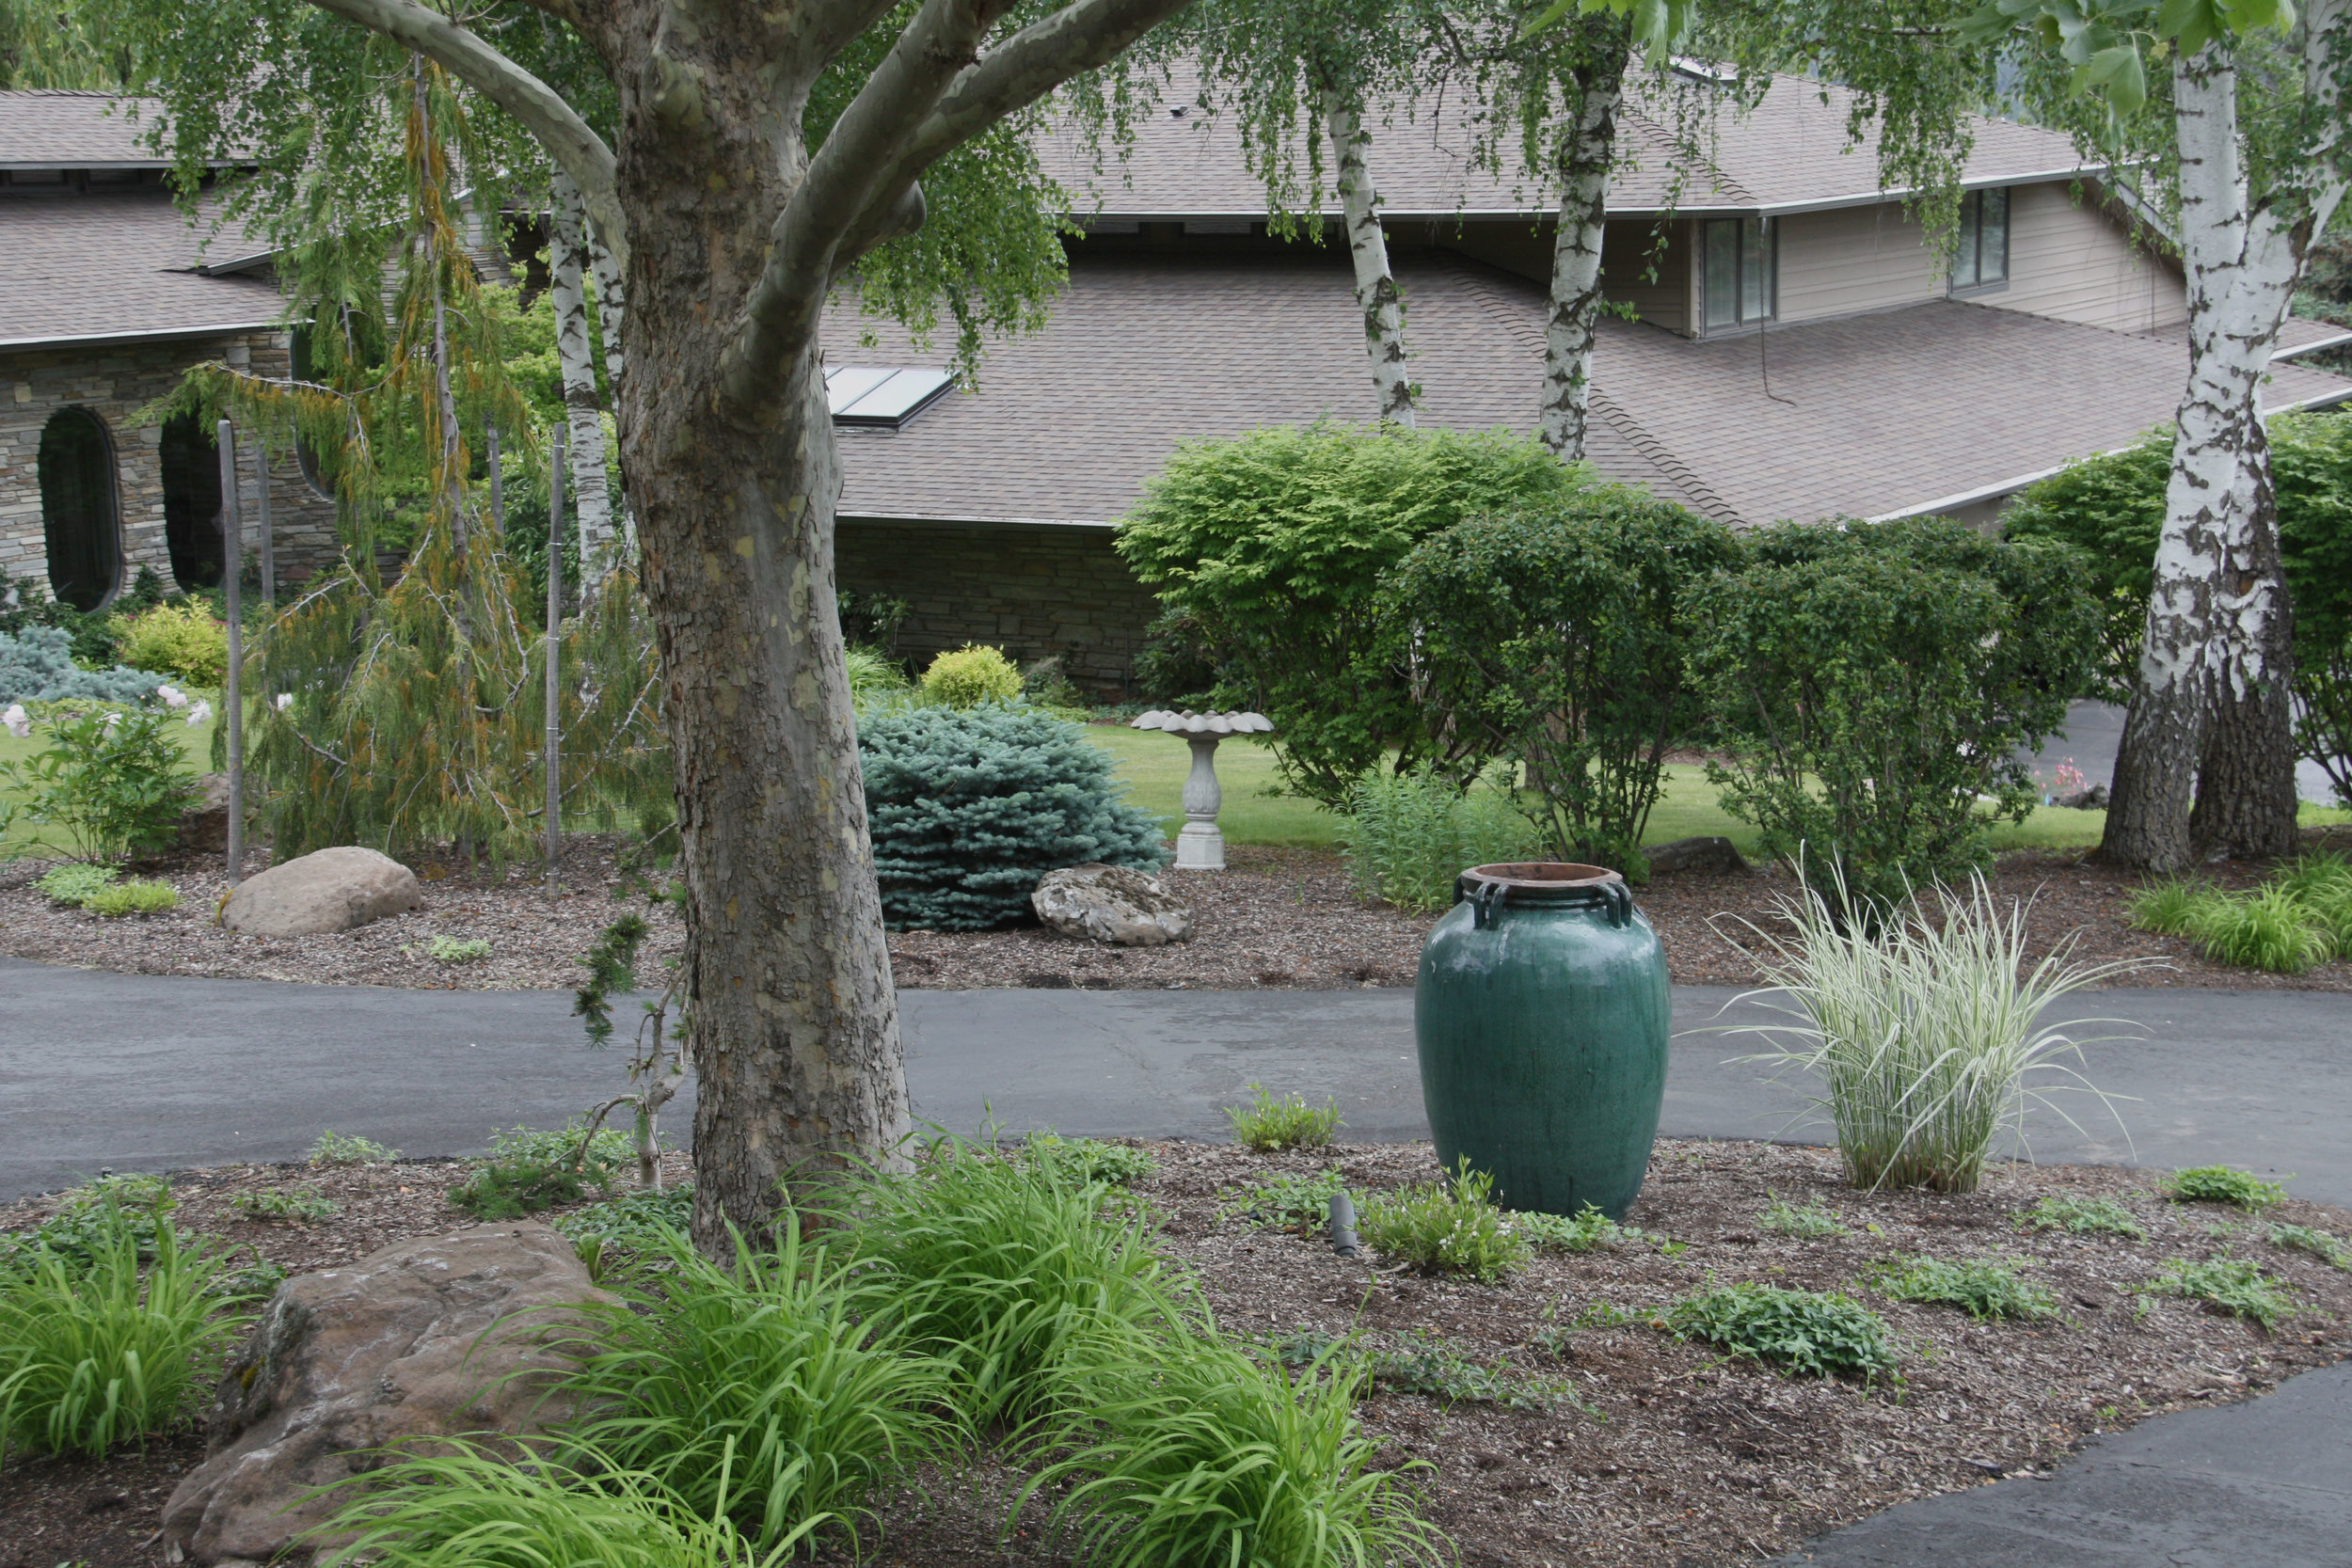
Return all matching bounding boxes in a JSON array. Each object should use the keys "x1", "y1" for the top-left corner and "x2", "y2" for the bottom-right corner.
[{"x1": 1127, "y1": 709, "x2": 1273, "y2": 870}]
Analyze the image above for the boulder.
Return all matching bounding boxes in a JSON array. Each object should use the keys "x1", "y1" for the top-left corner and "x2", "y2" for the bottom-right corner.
[
  {"x1": 1642, "y1": 835, "x2": 1751, "y2": 877},
  {"x1": 2055, "y1": 784, "x2": 2110, "y2": 810},
  {"x1": 219, "y1": 846, "x2": 423, "y2": 936},
  {"x1": 1032, "y1": 863, "x2": 1194, "y2": 946},
  {"x1": 175, "y1": 773, "x2": 239, "y2": 855},
  {"x1": 160, "y1": 1223, "x2": 620, "y2": 1565}
]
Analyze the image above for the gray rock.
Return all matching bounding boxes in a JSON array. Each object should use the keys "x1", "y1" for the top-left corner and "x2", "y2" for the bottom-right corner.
[
  {"x1": 219, "y1": 846, "x2": 423, "y2": 936},
  {"x1": 1032, "y1": 863, "x2": 1194, "y2": 946},
  {"x1": 2055, "y1": 784, "x2": 2110, "y2": 810},
  {"x1": 1642, "y1": 835, "x2": 1752, "y2": 877},
  {"x1": 175, "y1": 773, "x2": 241, "y2": 855},
  {"x1": 160, "y1": 1223, "x2": 619, "y2": 1565}
]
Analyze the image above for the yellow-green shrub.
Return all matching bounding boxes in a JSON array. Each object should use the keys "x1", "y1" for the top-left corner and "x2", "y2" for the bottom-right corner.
[
  {"x1": 109, "y1": 603, "x2": 228, "y2": 688},
  {"x1": 919, "y1": 644, "x2": 1022, "y2": 707}
]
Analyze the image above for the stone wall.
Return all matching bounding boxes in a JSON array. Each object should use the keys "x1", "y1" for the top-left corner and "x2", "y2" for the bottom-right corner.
[
  {"x1": 0, "y1": 330, "x2": 342, "y2": 606},
  {"x1": 834, "y1": 519, "x2": 1161, "y2": 695}
]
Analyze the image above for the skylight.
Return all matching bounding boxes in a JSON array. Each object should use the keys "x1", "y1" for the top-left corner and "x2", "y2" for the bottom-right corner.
[{"x1": 826, "y1": 365, "x2": 953, "y2": 430}]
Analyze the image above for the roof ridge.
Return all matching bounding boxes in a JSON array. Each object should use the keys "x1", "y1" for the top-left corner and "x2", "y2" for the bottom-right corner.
[{"x1": 1433, "y1": 254, "x2": 1746, "y2": 526}]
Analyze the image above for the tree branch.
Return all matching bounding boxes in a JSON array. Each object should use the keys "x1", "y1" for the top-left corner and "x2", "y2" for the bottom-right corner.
[{"x1": 305, "y1": 0, "x2": 628, "y2": 271}]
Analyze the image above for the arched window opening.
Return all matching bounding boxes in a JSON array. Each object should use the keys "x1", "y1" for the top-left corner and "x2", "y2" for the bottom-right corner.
[
  {"x1": 37, "y1": 407, "x2": 121, "y2": 610},
  {"x1": 159, "y1": 415, "x2": 225, "y2": 591}
]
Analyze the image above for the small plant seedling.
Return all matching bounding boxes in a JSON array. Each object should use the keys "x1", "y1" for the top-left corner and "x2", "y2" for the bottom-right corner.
[
  {"x1": 1872, "y1": 1256, "x2": 2058, "y2": 1321},
  {"x1": 487, "y1": 1122, "x2": 637, "y2": 1180},
  {"x1": 35, "y1": 862, "x2": 118, "y2": 906},
  {"x1": 230, "y1": 1188, "x2": 340, "y2": 1226},
  {"x1": 2163, "y1": 1166, "x2": 2289, "y2": 1212},
  {"x1": 1368, "y1": 1330, "x2": 1579, "y2": 1414},
  {"x1": 83, "y1": 879, "x2": 179, "y2": 917},
  {"x1": 1665, "y1": 1283, "x2": 1899, "y2": 1381},
  {"x1": 1022, "y1": 1132, "x2": 1154, "y2": 1186},
  {"x1": 2015, "y1": 1194, "x2": 2147, "y2": 1240},
  {"x1": 1359, "y1": 1160, "x2": 1531, "y2": 1282},
  {"x1": 1758, "y1": 1194, "x2": 1847, "y2": 1238},
  {"x1": 1224, "y1": 1083, "x2": 1343, "y2": 1152},
  {"x1": 1515, "y1": 1204, "x2": 1642, "y2": 1254},
  {"x1": 308, "y1": 1130, "x2": 401, "y2": 1166},
  {"x1": 2266, "y1": 1223, "x2": 2352, "y2": 1272},
  {"x1": 449, "y1": 1157, "x2": 610, "y2": 1220},
  {"x1": 551, "y1": 1184, "x2": 695, "y2": 1278},
  {"x1": 2146, "y1": 1257, "x2": 2295, "y2": 1330},
  {"x1": 423, "y1": 934, "x2": 492, "y2": 963},
  {"x1": 1216, "y1": 1169, "x2": 1349, "y2": 1231}
]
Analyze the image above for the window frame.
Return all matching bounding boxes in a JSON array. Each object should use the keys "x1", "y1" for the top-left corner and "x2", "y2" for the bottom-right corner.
[
  {"x1": 37, "y1": 405, "x2": 124, "y2": 612},
  {"x1": 1700, "y1": 215, "x2": 1778, "y2": 332},
  {"x1": 1949, "y1": 187, "x2": 2011, "y2": 295}
]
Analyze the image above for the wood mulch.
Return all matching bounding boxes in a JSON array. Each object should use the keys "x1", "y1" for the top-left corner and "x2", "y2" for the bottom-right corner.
[
  {"x1": 5, "y1": 1142, "x2": 2349, "y2": 1567},
  {"x1": 0, "y1": 826, "x2": 2345, "y2": 994}
]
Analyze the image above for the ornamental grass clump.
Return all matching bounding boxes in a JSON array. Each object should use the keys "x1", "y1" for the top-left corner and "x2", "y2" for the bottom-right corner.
[
  {"x1": 1358, "y1": 1161, "x2": 1532, "y2": 1282},
  {"x1": 1224, "y1": 1082, "x2": 1343, "y2": 1151},
  {"x1": 1727, "y1": 869, "x2": 2142, "y2": 1193},
  {"x1": 2187, "y1": 885, "x2": 2333, "y2": 974},
  {"x1": 1665, "y1": 1283, "x2": 1899, "y2": 1381}
]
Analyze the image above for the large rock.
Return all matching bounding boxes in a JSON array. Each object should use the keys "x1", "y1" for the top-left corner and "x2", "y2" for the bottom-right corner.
[
  {"x1": 219, "y1": 845, "x2": 423, "y2": 936},
  {"x1": 1033, "y1": 863, "x2": 1194, "y2": 946},
  {"x1": 175, "y1": 773, "x2": 242, "y2": 855},
  {"x1": 161, "y1": 1223, "x2": 619, "y2": 1565},
  {"x1": 1642, "y1": 835, "x2": 1752, "y2": 877}
]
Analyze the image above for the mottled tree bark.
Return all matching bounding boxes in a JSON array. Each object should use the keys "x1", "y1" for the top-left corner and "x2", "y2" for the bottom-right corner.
[
  {"x1": 1321, "y1": 87, "x2": 1413, "y2": 424},
  {"x1": 1538, "y1": 22, "x2": 1628, "y2": 461},
  {"x1": 548, "y1": 167, "x2": 615, "y2": 562}
]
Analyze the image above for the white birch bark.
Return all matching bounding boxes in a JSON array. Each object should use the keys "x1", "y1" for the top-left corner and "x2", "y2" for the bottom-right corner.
[
  {"x1": 1539, "y1": 54, "x2": 1625, "y2": 461},
  {"x1": 2104, "y1": 19, "x2": 2349, "y2": 868},
  {"x1": 1322, "y1": 89, "x2": 1413, "y2": 425},
  {"x1": 548, "y1": 166, "x2": 616, "y2": 562},
  {"x1": 584, "y1": 216, "x2": 635, "y2": 553}
]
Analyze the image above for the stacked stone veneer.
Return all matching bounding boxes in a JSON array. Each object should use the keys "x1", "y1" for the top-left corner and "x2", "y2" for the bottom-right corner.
[
  {"x1": 0, "y1": 329, "x2": 342, "y2": 605},
  {"x1": 834, "y1": 519, "x2": 1161, "y2": 695}
]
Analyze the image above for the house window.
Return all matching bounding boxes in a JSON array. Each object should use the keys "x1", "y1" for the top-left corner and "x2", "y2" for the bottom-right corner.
[
  {"x1": 37, "y1": 407, "x2": 120, "y2": 611},
  {"x1": 1702, "y1": 216, "x2": 1774, "y2": 330},
  {"x1": 1951, "y1": 187, "x2": 2010, "y2": 291},
  {"x1": 159, "y1": 415, "x2": 226, "y2": 591}
]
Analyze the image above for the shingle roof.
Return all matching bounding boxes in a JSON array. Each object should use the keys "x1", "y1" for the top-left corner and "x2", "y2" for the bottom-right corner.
[
  {"x1": 822, "y1": 252, "x2": 2352, "y2": 531},
  {"x1": 1036, "y1": 71, "x2": 2093, "y2": 220},
  {"x1": 0, "y1": 192, "x2": 281, "y2": 349},
  {"x1": 0, "y1": 90, "x2": 170, "y2": 168}
]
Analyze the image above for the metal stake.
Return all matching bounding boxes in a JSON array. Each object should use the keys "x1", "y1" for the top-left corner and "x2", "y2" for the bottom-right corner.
[
  {"x1": 215, "y1": 420, "x2": 244, "y2": 888},
  {"x1": 546, "y1": 425, "x2": 564, "y2": 894},
  {"x1": 485, "y1": 425, "x2": 504, "y2": 532},
  {"x1": 253, "y1": 438, "x2": 273, "y2": 610}
]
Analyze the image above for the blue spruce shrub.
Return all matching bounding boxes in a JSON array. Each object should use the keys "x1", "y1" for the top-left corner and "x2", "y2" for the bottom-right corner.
[
  {"x1": 861, "y1": 705, "x2": 1168, "y2": 929},
  {"x1": 0, "y1": 626, "x2": 168, "y2": 705}
]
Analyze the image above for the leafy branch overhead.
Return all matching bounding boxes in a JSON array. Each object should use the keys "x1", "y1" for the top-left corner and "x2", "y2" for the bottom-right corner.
[{"x1": 1962, "y1": 0, "x2": 2302, "y2": 119}]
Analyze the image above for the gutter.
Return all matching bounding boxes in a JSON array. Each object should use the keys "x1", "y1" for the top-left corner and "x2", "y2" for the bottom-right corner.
[
  {"x1": 0, "y1": 320, "x2": 282, "y2": 353},
  {"x1": 837, "y1": 509, "x2": 1117, "y2": 532}
]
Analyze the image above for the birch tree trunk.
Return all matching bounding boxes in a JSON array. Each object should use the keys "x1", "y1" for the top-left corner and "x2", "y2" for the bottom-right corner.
[
  {"x1": 1321, "y1": 88, "x2": 1413, "y2": 425},
  {"x1": 1538, "y1": 24, "x2": 1628, "y2": 461},
  {"x1": 2100, "y1": 31, "x2": 2346, "y2": 868},
  {"x1": 549, "y1": 167, "x2": 616, "y2": 562},
  {"x1": 585, "y1": 216, "x2": 634, "y2": 554}
]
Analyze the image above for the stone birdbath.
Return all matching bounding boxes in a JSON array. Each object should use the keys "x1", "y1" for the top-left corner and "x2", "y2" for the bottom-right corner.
[{"x1": 1128, "y1": 709, "x2": 1273, "y2": 870}]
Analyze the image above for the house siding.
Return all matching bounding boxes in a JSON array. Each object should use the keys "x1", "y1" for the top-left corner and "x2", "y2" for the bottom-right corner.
[
  {"x1": 1771, "y1": 202, "x2": 1942, "y2": 324},
  {"x1": 1981, "y1": 180, "x2": 2186, "y2": 333},
  {"x1": 0, "y1": 331, "x2": 341, "y2": 605},
  {"x1": 1433, "y1": 218, "x2": 1693, "y2": 334}
]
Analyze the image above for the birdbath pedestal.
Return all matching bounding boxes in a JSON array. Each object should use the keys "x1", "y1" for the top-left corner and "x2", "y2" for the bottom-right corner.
[{"x1": 1128, "y1": 709, "x2": 1273, "y2": 870}]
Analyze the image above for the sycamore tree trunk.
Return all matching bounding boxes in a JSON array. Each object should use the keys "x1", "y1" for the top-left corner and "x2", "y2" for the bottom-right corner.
[
  {"x1": 2101, "y1": 34, "x2": 2345, "y2": 869},
  {"x1": 549, "y1": 168, "x2": 617, "y2": 562},
  {"x1": 1538, "y1": 22, "x2": 1628, "y2": 461},
  {"x1": 1320, "y1": 87, "x2": 1413, "y2": 424}
]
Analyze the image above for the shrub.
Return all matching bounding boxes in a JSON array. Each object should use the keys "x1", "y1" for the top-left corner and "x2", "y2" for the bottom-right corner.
[
  {"x1": 2016, "y1": 1194, "x2": 2147, "y2": 1240},
  {"x1": 230, "y1": 1188, "x2": 339, "y2": 1226},
  {"x1": 1224, "y1": 1083, "x2": 1342, "y2": 1151},
  {"x1": 2188, "y1": 886, "x2": 2334, "y2": 974},
  {"x1": 550, "y1": 1221, "x2": 956, "y2": 1554},
  {"x1": 109, "y1": 601, "x2": 229, "y2": 689},
  {"x1": 1339, "y1": 763, "x2": 1538, "y2": 912},
  {"x1": 5, "y1": 707, "x2": 200, "y2": 863},
  {"x1": 1872, "y1": 1256, "x2": 2058, "y2": 1321},
  {"x1": 1358, "y1": 1161, "x2": 1532, "y2": 1282},
  {"x1": 1758, "y1": 1196, "x2": 1846, "y2": 1238},
  {"x1": 860, "y1": 705, "x2": 1167, "y2": 930},
  {"x1": 2162, "y1": 1165, "x2": 2288, "y2": 1211},
  {"x1": 1117, "y1": 421, "x2": 1591, "y2": 804},
  {"x1": 918, "y1": 642, "x2": 1024, "y2": 707},
  {"x1": 308, "y1": 1130, "x2": 400, "y2": 1166},
  {"x1": 35, "y1": 862, "x2": 118, "y2": 906},
  {"x1": 1383, "y1": 488, "x2": 1741, "y2": 869},
  {"x1": 1665, "y1": 1283, "x2": 1899, "y2": 1381},
  {"x1": 1025, "y1": 1332, "x2": 1447, "y2": 1568},
  {"x1": 2266, "y1": 1223, "x2": 2352, "y2": 1271},
  {"x1": 84, "y1": 879, "x2": 179, "y2": 917},
  {"x1": 1021, "y1": 1132, "x2": 1154, "y2": 1186},
  {"x1": 0, "y1": 1220, "x2": 250, "y2": 1459},
  {"x1": 1685, "y1": 518, "x2": 2101, "y2": 904},
  {"x1": 2148, "y1": 1257, "x2": 2294, "y2": 1330},
  {"x1": 1217, "y1": 1169, "x2": 1350, "y2": 1231},
  {"x1": 1735, "y1": 871, "x2": 2140, "y2": 1193},
  {"x1": 0, "y1": 626, "x2": 170, "y2": 707}
]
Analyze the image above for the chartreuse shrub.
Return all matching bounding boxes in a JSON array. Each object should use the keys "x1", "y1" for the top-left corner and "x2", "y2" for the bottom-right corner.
[
  {"x1": 1383, "y1": 487, "x2": 1741, "y2": 873},
  {"x1": 1224, "y1": 1083, "x2": 1342, "y2": 1151},
  {"x1": 859, "y1": 705, "x2": 1166, "y2": 929},
  {"x1": 109, "y1": 601, "x2": 229, "y2": 688},
  {"x1": 1665, "y1": 1283, "x2": 1899, "y2": 1381},
  {"x1": 917, "y1": 643, "x2": 1023, "y2": 707},
  {"x1": 1686, "y1": 518, "x2": 2100, "y2": 905},
  {"x1": 5, "y1": 707, "x2": 199, "y2": 863},
  {"x1": 85, "y1": 879, "x2": 179, "y2": 917},
  {"x1": 1872, "y1": 1256, "x2": 2058, "y2": 1321},
  {"x1": 1117, "y1": 420, "x2": 1591, "y2": 804},
  {"x1": 2162, "y1": 1165, "x2": 2288, "y2": 1211},
  {"x1": 1358, "y1": 1161, "x2": 1533, "y2": 1282},
  {"x1": 1339, "y1": 763, "x2": 1537, "y2": 912}
]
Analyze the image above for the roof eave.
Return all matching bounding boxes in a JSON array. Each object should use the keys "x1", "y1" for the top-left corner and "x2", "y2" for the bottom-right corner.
[{"x1": 0, "y1": 320, "x2": 282, "y2": 353}]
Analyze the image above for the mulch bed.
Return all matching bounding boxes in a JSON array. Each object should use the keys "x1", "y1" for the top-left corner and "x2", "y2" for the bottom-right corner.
[
  {"x1": 6, "y1": 827, "x2": 2345, "y2": 994},
  {"x1": 6, "y1": 1142, "x2": 2349, "y2": 1567}
]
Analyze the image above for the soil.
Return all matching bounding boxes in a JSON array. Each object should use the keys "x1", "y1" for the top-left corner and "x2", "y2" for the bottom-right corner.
[
  {"x1": 4, "y1": 827, "x2": 2346, "y2": 995},
  {"x1": 6, "y1": 1142, "x2": 2348, "y2": 1567}
]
